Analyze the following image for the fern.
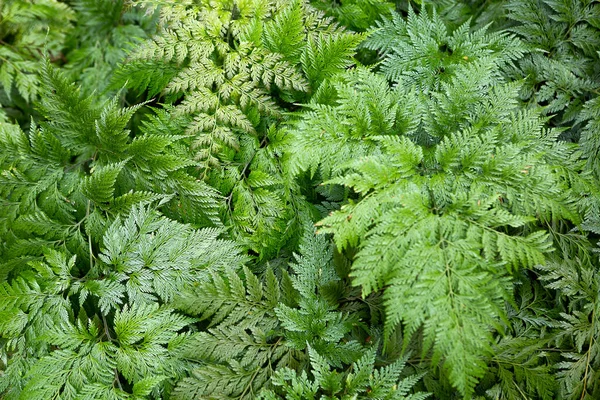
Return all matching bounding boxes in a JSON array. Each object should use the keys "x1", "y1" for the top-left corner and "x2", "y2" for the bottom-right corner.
[
  {"x1": 0, "y1": 0, "x2": 74, "y2": 104},
  {"x1": 504, "y1": 0, "x2": 600, "y2": 147},
  {"x1": 287, "y1": 11, "x2": 593, "y2": 397},
  {"x1": 0, "y1": 62, "x2": 221, "y2": 269},
  {"x1": 172, "y1": 229, "x2": 426, "y2": 399},
  {"x1": 310, "y1": 0, "x2": 395, "y2": 31},
  {"x1": 2, "y1": 1, "x2": 600, "y2": 399},
  {"x1": 63, "y1": 0, "x2": 158, "y2": 95},
  {"x1": 261, "y1": 346, "x2": 430, "y2": 399},
  {"x1": 578, "y1": 85, "x2": 600, "y2": 179},
  {"x1": 109, "y1": 0, "x2": 363, "y2": 258},
  {"x1": 116, "y1": 0, "x2": 342, "y2": 163},
  {"x1": 362, "y1": 8, "x2": 525, "y2": 93},
  {"x1": 534, "y1": 254, "x2": 600, "y2": 399},
  {"x1": 0, "y1": 64, "x2": 240, "y2": 398},
  {"x1": 0, "y1": 206, "x2": 247, "y2": 399},
  {"x1": 477, "y1": 277, "x2": 558, "y2": 399}
]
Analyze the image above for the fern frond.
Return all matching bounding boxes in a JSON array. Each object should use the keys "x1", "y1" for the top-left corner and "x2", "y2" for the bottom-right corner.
[
  {"x1": 295, "y1": 11, "x2": 589, "y2": 394},
  {"x1": 0, "y1": 0, "x2": 74, "y2": 102}
]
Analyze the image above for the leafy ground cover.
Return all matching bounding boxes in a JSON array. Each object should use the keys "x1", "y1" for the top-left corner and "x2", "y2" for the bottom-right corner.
[{"x1": 1, "y1": 1, "x2": 599, "y2": 399}]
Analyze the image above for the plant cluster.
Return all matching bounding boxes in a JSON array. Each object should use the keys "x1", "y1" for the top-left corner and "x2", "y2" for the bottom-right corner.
[{"x1": 1, "y1": 1, "x2": 599, "y2": 399}]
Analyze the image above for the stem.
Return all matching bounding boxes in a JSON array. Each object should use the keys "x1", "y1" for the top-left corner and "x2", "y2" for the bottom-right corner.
[
  {"x1": 114, "y1": 369, "x2": 124, "y2": 391},
  {"x1": 86, "y1": 200, "x2": 94, "y2": 273},
  {"x1": 238, "y1": 337, "x2": 283, "y2": 399},
  {"x1": 101, "y1": 313, "x2": 114, "y2": 342},
  {"x1": 580, "y1": 306, "x2": 596, "y2": 400},
  {"x1": 225, "y1": 134, "x2": 268, "y2": 213}
]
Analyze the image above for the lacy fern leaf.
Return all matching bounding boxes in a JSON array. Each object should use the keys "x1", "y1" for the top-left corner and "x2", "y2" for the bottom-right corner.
[{"x1": 288, "y1": 11, "x2": 590, "y2": 396}]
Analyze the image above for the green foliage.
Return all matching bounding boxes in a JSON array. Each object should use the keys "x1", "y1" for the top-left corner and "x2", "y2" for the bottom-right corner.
[
  {"x1": 0, "y1": 62, "x2": 222, "y2": 271},
  {"x1": 2, "y1": 1, "x2": 600, "y2": 399},
  {"x1": 261, "y1": 347, "x2": 429, "y2": 400},
  {"x1": 579, "y1": 95, "x2": 600, "y2": 178},
  {"x1": 474, "y1": 278, "x2": 557, "y2": 400},
  {"x1": 0, "y1": 0, "x2": 153, "y2": 105},
  {"x1": 310, "y1": 0, "x2": 395, "y2": 32},
  {"x1": 289, "y1": 10, "x2": 594, "y2": 397},
  {"x1": 0, "y1": 3, "x2": 323, "y2": 396},
  {"x1": 506, "y1": 0, "x2": 600, "y2": 124},
  {"x1": 0, "y1": 64, "x2": 236, "y2": 398},
  {"x1": 0, "y1": 206, "x2": 247, "y2": 399},
  {"x1": 172, "y1": 230, "x2": 426, "y2": 399},
  {"x1": 362, "y1": 8, "x2": 525, "y2": 92},
  {"x1": 503, "y1": 0, "x2": 600, "y2": 183},
  {"x1": 64, "y1": 0, "x2": 158, "y2": 95},
  {"x1": 116, "y1": 0, "x2": 352, "y2": 165},
  {"x1": 0, "y1": 0, "x2": 74, "y2": 104},
  {"x1": 111, "y1": 0, "x2": 362, "y2": 257},
  {"x1": 536, "y1": 256, "x2": 600, "y2": 399}
]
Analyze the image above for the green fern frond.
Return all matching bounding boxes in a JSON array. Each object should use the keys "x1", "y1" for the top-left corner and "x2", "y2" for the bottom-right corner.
[
  {"x1": 310, "y1": 0, "x2": 395, "y2": 31},
  {"x1": 363, "y1": 8, "x2": 524, "y2": 92},
  {"x1": 292, "y1": 12, "x2": 590, "y2": 394},
  {"x1": 0, "y1": 205, "x2": 244, "y2": 399},
  {"x1": 0, "y1": 0, "x2": 74, "y2": 102}
]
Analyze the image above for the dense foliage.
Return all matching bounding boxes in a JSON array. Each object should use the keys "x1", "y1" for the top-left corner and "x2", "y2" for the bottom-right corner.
[{"x1": 1, "y1": 1, "x2": 599, "y2": 399}]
